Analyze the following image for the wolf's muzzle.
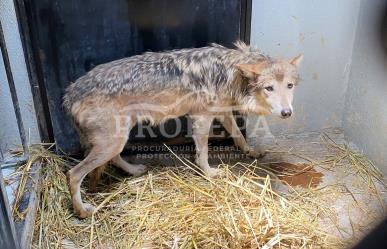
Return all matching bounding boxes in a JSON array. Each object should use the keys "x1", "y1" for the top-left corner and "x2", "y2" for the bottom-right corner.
[{"x1": 281, "y1": 109, "x2": 292, "y2": 118}]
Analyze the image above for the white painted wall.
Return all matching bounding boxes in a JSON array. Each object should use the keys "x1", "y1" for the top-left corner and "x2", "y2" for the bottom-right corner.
[
  {"x1": 248, "y1": 0, "x2": 360, "y2": 135},
  {"x1": 343, "y1": 0, "x2": 387, "y2": 175},
  {"x1": 0, "y1": 0, "x2": 40, "y2": 159},
  {"x1": 247, "y1": 0, "x2": 387, "y2": 174}
]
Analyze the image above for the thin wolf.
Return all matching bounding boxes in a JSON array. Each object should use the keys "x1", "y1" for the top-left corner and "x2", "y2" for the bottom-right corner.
[{"x1": 63, "y1": 41, "x2": 303, "y2": 218}]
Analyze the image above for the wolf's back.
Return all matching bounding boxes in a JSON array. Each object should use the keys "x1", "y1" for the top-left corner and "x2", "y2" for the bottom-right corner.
[
  {"x1": 63, "y1": 43, "x2": 259, "y2": 114},
  {"x1": 62, "y1": 52, "x2": 182, "y2": 112}
]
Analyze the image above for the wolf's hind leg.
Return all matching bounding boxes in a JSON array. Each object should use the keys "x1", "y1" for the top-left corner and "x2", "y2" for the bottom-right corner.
[
  {"x1": 88, "y1": 164, "x2": 106, "y2": 193},
  {"x1": 111, "y1": 155, "x2": 148, "y2": 176},
  {"x1": 83, "y1": 147, "x2": 106, "y2": 193},
  {"x1": 66, "y1": 137, "x2": 127, "y2": 218}
]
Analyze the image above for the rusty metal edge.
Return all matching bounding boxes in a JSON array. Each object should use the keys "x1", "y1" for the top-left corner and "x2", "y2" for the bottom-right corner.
[{"x1": 14, "y1": 162, "x2": 42, "y2": 249}]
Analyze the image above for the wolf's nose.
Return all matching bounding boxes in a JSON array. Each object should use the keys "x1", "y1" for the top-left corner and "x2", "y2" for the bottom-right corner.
[{"x1": 281, "y1": 109, "x2": 292, "y2": 118}]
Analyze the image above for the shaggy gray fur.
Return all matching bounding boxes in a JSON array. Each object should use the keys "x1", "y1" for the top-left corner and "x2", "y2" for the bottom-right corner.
[{"x1": 63, "y1": 42, "x2": 270, "y2": 111}]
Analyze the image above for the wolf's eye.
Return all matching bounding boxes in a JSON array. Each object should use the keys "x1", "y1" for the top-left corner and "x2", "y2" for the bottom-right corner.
[
  {"x1": 287, "y1": 83, "x2": 294, "y2": 89},
  {"x1": 265, "y1": 86, "x2": 274, "y2": 92}
]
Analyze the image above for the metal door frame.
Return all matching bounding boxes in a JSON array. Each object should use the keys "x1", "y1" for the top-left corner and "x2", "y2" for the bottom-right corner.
[{"x1": 0, "y1": 16, "x2": 23, "y2": 249}]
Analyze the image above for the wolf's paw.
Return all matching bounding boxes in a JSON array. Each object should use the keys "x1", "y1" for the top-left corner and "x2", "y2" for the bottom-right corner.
[
  {"x1": 205, "y1": 167, "x2": 224, "y2": 178},
  {"x1": 129, "y1": 164, "x2": 149, "y2": 177},
  {"x1": 247, "y1": 148, "x2": 266, "y2": 158},
  {"x1": 76, "y1": 203, "x2": 95, "y2": 219}
]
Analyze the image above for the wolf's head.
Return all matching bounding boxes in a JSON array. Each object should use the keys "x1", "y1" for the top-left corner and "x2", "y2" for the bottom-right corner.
[{"x1": 235, "y1": 54, "x2": 303, "y2": 118}]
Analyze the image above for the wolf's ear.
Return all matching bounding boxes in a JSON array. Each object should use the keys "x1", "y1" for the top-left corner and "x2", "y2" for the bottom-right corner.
[
  {"x1": 289, "y1": 54, "x2": 303, "y2": 67},
  {"x1": 234, "y1": 63, "x2": 266, "y2": 81}
]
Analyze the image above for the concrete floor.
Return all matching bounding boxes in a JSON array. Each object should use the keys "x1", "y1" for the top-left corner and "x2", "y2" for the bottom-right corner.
[
  {"x1": 124, "y1": 128, "x2": 387, "y2": 246},
  {"x1": 250, "y1": 128, "x2": 387, "y2": 244}
]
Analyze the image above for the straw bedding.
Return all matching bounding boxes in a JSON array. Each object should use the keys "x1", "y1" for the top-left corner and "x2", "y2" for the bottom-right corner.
[{"x1": 8, "y1": 137, "x2": 387, "y2": 249}]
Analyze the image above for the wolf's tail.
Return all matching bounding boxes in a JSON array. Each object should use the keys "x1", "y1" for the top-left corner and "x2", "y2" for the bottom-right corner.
[{"x1": 62, "y1": 83, "x2": 76, "y2": 114}]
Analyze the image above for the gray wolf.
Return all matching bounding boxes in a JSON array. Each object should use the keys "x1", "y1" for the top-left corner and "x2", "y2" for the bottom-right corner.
[{"x1": 63, "y1": 41, "x2": 303, "y2": 218}]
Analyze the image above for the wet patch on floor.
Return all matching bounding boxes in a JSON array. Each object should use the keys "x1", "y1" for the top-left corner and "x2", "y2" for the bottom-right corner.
[{"x1": 269, "y1": 162, "x2": 324, "y2": 188}]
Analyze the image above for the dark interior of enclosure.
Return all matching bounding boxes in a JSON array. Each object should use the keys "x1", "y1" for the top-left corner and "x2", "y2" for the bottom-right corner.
[{"x1": 22, "y1": 0, "x2": 250, "y2": 154}]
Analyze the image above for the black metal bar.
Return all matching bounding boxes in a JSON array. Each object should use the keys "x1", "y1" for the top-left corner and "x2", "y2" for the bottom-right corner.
[
  {"x1": 12, "y1": 0, "x2": 54, "y2": 143},
  {"x1": 0, "y1": 168, "x2": 20, "y2": 249},
  {"x1": 240, "y1": 0, "x2": 252, "y2": 44},
  {"x1": 244, "y1": 0, "x2": 252, "y2": 44},
  {"x1": 0, "y1": 21, "x2": 28, "y2": 155}
]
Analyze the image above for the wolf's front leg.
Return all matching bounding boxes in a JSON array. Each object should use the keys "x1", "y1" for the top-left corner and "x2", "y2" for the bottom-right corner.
[
  {"x1": 191, "y1": 115, "x2": 222, "y2": 178},
  {"x1": 219, "y1": 112, "x2": 266, "y2": 158}
]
